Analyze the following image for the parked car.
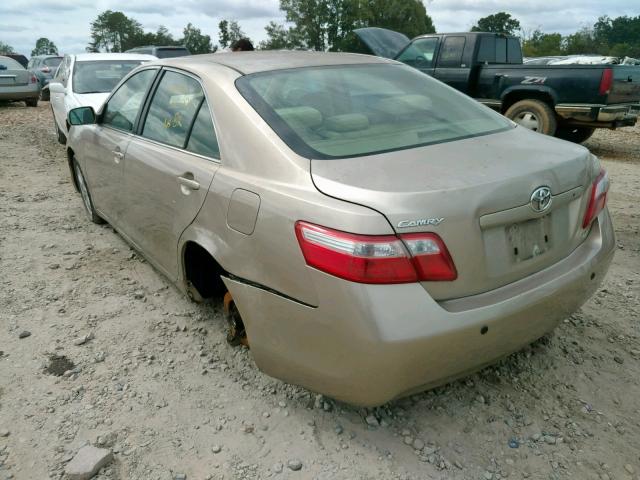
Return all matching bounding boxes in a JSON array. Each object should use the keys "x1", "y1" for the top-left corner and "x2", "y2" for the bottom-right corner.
[
  {"x1": 0, "y1": 55, "x2": 40, "y2": 106},
  {"x1": 6, "y1": 53, "x2": 28, "y2": 68},
  {"x1": 125, "y1": 45, "x2": 190, "y2": 58},
  {"x1": 355, "y1": 28, "x2": 640, "y2": 143},
  {"x1": 49, "y1": 53, "x2": 156, "y2": 143},
  {"x1": 65, "y1": 52, "x2": 615, "y2": 406},
  {"x1": 28, "y1": 55, "x2": 63, "y2": 100}
]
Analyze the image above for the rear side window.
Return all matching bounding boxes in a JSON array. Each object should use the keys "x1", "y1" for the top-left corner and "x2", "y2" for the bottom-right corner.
[
  {"x1": 186, "y1": 102, "x2": 220, "y2": 159},
  {"x1": 438, "y1": 37, "x2": 465, "y2": 68},
  {"x1": 103, "y1": 69, "x2": 157, "y2": 132},
  {"x1": 142, "y1": 71, "x2": 204, "y2": 148}
]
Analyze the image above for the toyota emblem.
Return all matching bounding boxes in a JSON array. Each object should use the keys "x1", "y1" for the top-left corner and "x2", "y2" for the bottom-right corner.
[{"x1": 530, "y1": 186, "x2": 552, "y2": 213}]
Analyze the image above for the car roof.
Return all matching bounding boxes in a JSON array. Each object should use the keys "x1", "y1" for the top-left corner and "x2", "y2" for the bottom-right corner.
[
  {"x1": 162, "y1": 50, "x2": 396, "y2": 75},
  {"x1": 72, "y1": 53, "x2": 157, "y2": 62}
]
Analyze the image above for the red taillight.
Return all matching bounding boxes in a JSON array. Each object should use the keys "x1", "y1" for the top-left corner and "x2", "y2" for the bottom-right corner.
[
  {"x1": 30, "y1": 75, "x2": 37, "y2": 84},
  {"x1": 582, "y1": 169, "x2": 609, "y2": 228},
  {"x1": 599, "y1": 68, "x2": 613, "y2": 96},
  {"x1": 295, "y1": 221, "x2": 457, "y2": 284}
]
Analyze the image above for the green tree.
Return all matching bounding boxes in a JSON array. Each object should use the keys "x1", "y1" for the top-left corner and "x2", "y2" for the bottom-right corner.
[
  {"x1": 594, "y1": 15, "x2": 640, "y2": 57},
  {"x1": 87, "y1": 10, "x2": 144, "y2": 52},
  {"x1": 277, "y1": 0, "x2": 435, "y2": 52},
  {"x1": 471, "y1": 12, "x2": 521, "y2": 35},
  {"x1": 259, "y1": 21, "x2": 302, "y2": 50},
  {"x1": 181, "y1": 23, "x2": 216, "y2": 54},
  {"x1": 522, "y1": 30, "x2": 563, "y2": 57},
  {"x1": 31, "y1": 38, "x2": 58, "y2": 56},
  {"x1": 218, "y1": 20, "x2": 230, "y2": 49},
  {"x1": 563, "y1": 27, "x2": 599, "y2": 55},
  {"x1": 0, "y1": 41, "x2": 14, "y2": 54}
]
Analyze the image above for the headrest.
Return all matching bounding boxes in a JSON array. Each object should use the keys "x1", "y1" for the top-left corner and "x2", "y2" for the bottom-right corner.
[
  {"x1": 276, "y1": 106, "x2": 323, "y2": 129},
  {"x1": 324, "y1": 113, "x2": 369, "y2": 132},
  {"x1": 374, "y1": 95, "x2": 433, "y2": 116}
]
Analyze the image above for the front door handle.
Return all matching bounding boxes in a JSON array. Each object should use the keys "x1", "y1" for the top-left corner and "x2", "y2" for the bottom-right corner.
[
  {"x1": 177, "y1": 176, "x2": 200, "y2": 191},
  {"x1": 112, "y1": 150, "x2": 124, "y2": 163}
]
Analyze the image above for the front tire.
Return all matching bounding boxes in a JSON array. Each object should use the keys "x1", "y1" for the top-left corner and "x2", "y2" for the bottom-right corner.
[
  {"x1": 555, "y1": 126, "x2": 596, "y2": 143},
  {"x1": 72, "y1": 160, "x2": 104, "y2": 224},
  {"x1": 505, "y1": 99, "x2": 557, "y2": 136}
]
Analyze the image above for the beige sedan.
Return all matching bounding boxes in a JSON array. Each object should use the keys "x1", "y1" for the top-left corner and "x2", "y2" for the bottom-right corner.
[{"x1": 66, "y1": 52, "x2": 615, "y2": 406}]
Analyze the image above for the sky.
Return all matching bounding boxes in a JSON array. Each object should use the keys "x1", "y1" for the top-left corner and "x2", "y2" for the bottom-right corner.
[{"x1": 0, "y1": 0, "x2": 637, "y2": 56}]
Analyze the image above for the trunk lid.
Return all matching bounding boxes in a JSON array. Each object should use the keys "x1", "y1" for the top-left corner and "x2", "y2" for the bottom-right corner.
[
  {"x1": 608, "y1": 65, "x2": 640, "y2": 104},
  {"x1": 0, "y1": 68, "x2": 29, "y2": 86},
  {"x1": 311, "y1": 126, "x2": 594, "y2": 300}
]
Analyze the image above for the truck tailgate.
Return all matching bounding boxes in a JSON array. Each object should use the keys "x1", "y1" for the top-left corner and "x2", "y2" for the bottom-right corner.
[{"x1": 608, "y1": 66, "x2": 640, "y2": 104}]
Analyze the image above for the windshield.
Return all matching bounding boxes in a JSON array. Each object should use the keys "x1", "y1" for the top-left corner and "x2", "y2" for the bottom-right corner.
[
  {"x1": 73, "y1": 60, "x2": 145, "y2": 94},
  {"x1": 236, "y1": 64, "x2": 512, "y2": 159}
]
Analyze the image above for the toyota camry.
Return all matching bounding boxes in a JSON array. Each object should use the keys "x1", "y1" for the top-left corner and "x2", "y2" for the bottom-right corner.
[{"x1": 65, "y1": 51, "x2": 615, "y2": 406}]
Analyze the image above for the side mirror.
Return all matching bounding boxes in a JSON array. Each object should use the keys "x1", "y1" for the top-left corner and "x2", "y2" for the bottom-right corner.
[
  {"x1": 49, "y1": 82, "x2": 65, "y2": 94},
  {"x1": 68, "y1": 106, "x2": 96, "y2": 126}
]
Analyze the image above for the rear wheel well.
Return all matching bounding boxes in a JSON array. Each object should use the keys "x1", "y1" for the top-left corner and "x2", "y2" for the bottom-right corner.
[
  {"x1": 502, "y1": 91, "x2": 555, "y2": 113},
  {"x1": 183, "y1": 242, "x2": 226, "y2": 300}
]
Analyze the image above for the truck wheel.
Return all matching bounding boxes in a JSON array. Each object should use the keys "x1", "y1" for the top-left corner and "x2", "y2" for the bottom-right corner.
[
  {"x1": 555, "y1": 126, "x2": 595, "y2": 144},
  {"x1": 505, "y1": 99, "x2": 557, "y2": 136}
]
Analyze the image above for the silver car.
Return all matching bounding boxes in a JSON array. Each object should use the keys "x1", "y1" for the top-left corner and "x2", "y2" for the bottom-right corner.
[
  {"x1": 0, "y1": 55, "x2": 40, "y2": 106},
  {"x1": 66, "y1": 52, "x2": 615, "y2": 406}
]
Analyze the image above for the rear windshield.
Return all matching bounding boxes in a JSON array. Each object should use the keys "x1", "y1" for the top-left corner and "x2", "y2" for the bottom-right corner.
[
  {"x1": 236, "y1": 64, "x2": 511, "y2": 159},
  {"x1": 44, "y1": 57, "x2": 63, "y2": 67},
  {"x1": 155, "y1": 48, "x2": 190, "y2": 58},
  {"x1": 0, "y1": 57, "x2": 24, "y2": 70},
  {"x1": 73, "y1": 60, "x2": 145, "y2": 94}
]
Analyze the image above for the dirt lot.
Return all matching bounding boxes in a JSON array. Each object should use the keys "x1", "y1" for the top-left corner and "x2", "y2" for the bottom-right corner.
[{"x1": 0, "y1": 102, "x2": 639, "y2": 480}]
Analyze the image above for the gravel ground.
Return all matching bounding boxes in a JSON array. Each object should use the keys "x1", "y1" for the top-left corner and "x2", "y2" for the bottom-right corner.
[{"x1": 0, "y1": 102, "x2": 639, "y2": 480}]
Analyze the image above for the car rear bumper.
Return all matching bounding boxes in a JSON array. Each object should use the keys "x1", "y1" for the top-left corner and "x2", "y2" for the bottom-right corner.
[
  {"x1": 556, "y1": 103, "x2": 639, "y2": 126},
  {"x1": 223, "y1": 210, "x2": 615, "y2": 406},
  {"x1": 0, "y1": 84, "x2": 40, "y2": 100}
]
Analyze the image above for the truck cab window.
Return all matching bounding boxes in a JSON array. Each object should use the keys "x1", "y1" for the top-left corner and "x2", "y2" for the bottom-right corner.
[
  {"x1": 397, "y1": 38, "x2": 439, "y2": 69},
  {"x1": 438, "y1": 37, "x2": 465, "y2": 68}
]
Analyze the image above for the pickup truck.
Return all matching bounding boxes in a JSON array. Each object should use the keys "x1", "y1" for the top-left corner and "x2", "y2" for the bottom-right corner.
[{"x1": 355, "y1": 28, "x2": 640, "y2": 142}]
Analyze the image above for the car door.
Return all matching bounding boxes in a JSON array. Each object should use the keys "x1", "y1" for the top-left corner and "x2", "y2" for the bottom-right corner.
[
  {"x1": 50, "y1": 56, "x2": 70, "y2": 130},
  {"x1": 433, "y1": 36, "x2": 471, "y2": 93},
  {"x1": 121, "y1": 68, "x2": 219, "y2": 279},
  {"x1": 83, "y1": 68, "x2": 158, "y2": 225}
]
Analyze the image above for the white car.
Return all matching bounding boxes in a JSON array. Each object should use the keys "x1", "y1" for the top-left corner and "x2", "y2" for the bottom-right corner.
[{"x1": 49, "y1": 53, "x2": 156, "y2": 144}]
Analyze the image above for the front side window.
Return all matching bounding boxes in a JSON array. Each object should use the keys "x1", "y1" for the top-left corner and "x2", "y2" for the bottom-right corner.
[
  {"x1": 397, "y1": 38, "x2": 439, "y2": 69},
  {"x1": 438, "y1": 36, "x2": 466, "y2": 68},
  {"x1": 73, "y1": 60, "x2": 146, "y2": 94},
  {"x1": 103, "y1": 69, "x2": 157, "y2": 132},
  {"x1": 236, "y1": 64, "x2": 511, "y2": 159},
  {"x1": 141, "y1": 71, "x2": 204, "y2": 148}
]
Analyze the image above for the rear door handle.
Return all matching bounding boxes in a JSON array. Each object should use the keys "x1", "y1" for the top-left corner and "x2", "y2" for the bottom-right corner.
[{"x1": 177, "y1": 176, "x2": 200, "y2": 191}]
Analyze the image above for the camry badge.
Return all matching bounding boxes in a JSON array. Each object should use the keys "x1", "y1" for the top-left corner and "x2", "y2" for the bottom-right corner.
[
  {"x1": 397, "y1": 218, "x2": 444, "y2": 228},
  {"x1": 530, "y1": 186, "x2": 552, "y2": 213}
]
